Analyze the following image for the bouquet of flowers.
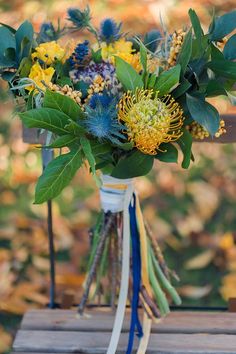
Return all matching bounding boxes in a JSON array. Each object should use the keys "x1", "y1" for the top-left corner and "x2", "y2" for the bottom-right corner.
[{"x1": 1, "y1": 6, "x2": 236, "y2": 353}]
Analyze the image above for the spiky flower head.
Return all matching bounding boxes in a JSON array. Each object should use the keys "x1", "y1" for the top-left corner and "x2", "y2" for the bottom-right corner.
[
  {"x1": 85, "y1": 95, "x2": 124, "y2": 144},
  {"x1": 144, "y1": 29, "x2": 162, "y2": 53},
  {"x1": 89, "y1": 92, "x2": 113, "y2": 109},
  {"x1": 37, "y1": 22, "x2": 59, "y2": 43},
  {"x1": 68, "y1": 40, "x2": 90, "y2": 69},
  {"x1": 99, "y1": 18, "x2": 122, "y2": 43},
  {"x1": 118, "y1": 89, "x2": 184, "y2": 155},
  {"x1": 67, "y1": 6, "x2": 91, "y2": 30}
]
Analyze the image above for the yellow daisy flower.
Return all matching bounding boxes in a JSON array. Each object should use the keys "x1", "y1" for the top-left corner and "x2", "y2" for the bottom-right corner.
[
  {"x1": 26, "y1": 62, "x2": 55, "y2": 92},
  {"x1": 32, "y1": 41, "x2": 65, "y2": 65}
]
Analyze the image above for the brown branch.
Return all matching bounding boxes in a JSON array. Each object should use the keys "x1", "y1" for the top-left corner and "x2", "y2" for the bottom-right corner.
[{"x1": 78, "y1": 212, "x2": 116, "y2": 315}]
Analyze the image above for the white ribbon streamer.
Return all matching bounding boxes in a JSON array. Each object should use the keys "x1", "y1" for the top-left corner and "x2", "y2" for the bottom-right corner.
[
  {"x1": 100, "y1": 175, "x2": 134, "y2": 354},
  {"x1": 100, "y1": 175, "x2": 133, "y2": 213}
]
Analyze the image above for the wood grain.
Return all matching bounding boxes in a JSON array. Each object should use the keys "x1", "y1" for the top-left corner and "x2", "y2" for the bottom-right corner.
[
  {"x1": 13, "y1": 330, "x2": 236, "y2": 353},
  {"x1": 22, "y1": 115, "x2": 236, "y2": 144},
  {"x1": 21, "y1": 309, "x2": 236, "y2": 334}
]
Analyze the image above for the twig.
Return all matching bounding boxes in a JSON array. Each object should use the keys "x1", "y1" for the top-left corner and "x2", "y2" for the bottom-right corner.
[
  {"x1": 78, "y1": 212, "x2": 116, "y2": 315},
  {"x1": 145, "y1": 220, "x2": 171, "y2": 280}
]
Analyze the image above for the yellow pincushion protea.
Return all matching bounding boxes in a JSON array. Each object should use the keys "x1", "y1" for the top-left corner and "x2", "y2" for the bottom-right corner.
[
  {"x1": 32, "y1": 41, "x2": 65, "y2": 65},
  {"x1": 118, "y1": 89, "x2": 184, "y2": 155}
]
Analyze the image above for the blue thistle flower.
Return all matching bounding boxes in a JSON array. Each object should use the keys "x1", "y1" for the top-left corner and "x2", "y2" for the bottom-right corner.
[
  {"x1": 99, "y1": 18, "x2": 122, "y2": 43},
  {"x1": 144, "y1": 30, "x2": 162, "y2": 53},
  {"x1": 89, "y1": 93, "x2": 113, "y2": 109},
  {"x1": 37, "y1": 22, "x2": 59, "y2": 43},
  {"x1": 67, "y1": 6, "x2": 91, "y2": 30},
  {"x1": 69, "y1": 40, "x2": 90, "y2": 69},
  {"x1": 84, "y1": 97, "x2": 124, "y2": 144}
]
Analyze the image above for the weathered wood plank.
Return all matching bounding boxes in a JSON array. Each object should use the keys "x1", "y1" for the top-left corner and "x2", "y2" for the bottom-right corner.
[
  {"x1": 13, "y1": 330, "x2": 236, "y2": 353},
  {"x1": 22, "y1": 115, "x2": 236, "y2": 144},
  {"x1": 21, "y1": 309, "x2": 236, "y2": 334}
]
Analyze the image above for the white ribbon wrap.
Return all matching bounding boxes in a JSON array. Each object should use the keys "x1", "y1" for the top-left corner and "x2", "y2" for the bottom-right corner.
[{"x1": 100, "y1": 175, "x2": 134, "y2": 354}]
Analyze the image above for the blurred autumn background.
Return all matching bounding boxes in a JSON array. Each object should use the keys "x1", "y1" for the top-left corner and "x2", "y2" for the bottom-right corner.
[{"x1": 1, "y1": 0, "x2": 236, "y2": 352}]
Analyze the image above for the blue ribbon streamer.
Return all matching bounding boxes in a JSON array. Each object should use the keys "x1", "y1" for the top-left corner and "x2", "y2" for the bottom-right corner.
[{"x1": 126, "y1": 194, "x2": 143, "y2": 354}]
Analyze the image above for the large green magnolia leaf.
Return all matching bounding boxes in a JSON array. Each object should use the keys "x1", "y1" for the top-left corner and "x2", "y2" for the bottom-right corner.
[
  {"x1": 223, "y1": 34, "x2": 236, "y2": 60},
  {"x1": 177, "y1": 129, "x2": 193, "y2": 169},
  {"x1": 46, "y1": 134, "x2": 79, "y2": 148},
  {"x1": 176, "y1": 29, "x2": 192, "y2": 74},
  {"x1": 115, "y1": 56, "x2": 143, "y2": 91},
  {"x1": 155, "y1": 143, "x2": 178, "y2": 163},
  {"x1": 19, "y1": 108, "x2": 70, "y2": 136},
  {"x1": 207, "y1": 59, "x2": 236, "y2": 80},
  {"x1": 154, "y1": 65, "x2": 181, "y2": 96},
  {"x1": 189, "y1": 9, "x2": 204, "y2": 43},
  {"x1": 186, "y1": 94, "x2": 220, "y2": 135},
  {"x1": 15, "y1": 21, "x2": 33, "y2": 63},
  {"x1": 111, "y1": 150, "x2": 154, "y2": 178},
  {"x1": 43, "y1": 90, "x2": 85, "y2": 121},
  {"x1": 0, "y1": 26, "x2": 16, "y2": 68},
  {"x1": 35, "y1": 149, "x2": 83, "y2": 204},
  {"x1": 210, "y1": 10, "x2": 236, "y2": 41}
]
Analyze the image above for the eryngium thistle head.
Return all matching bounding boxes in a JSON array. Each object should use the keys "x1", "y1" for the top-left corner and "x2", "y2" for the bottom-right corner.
[
  {"x1": 118, "y1": 89, "x2": 184, "y2": 155},
  {"x1": 85, "y1": 96, "x2": 124, "y2": 144},
  {"x1": 144, "y1": 30, "x2": 162, "y2": 53},
  {"x1": 67, "y1": 6, "x2": 91, "y2": 30},
  {"x1": 99, "y1": 18, "x2": 122, "y2": 43},
  {"x1": 37, "y1": 22, "x2": 59, "y2": 43}
]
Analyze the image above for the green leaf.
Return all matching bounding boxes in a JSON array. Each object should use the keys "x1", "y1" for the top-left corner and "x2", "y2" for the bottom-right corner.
[
  {"x1": 80, "y1": 137, "x2": 95, "y2": 173},
  {"x1": 34, "y1": 149, "x2": 83, "y2": 204},
  {"x1": 176, "y1": 29, "x2": 192, "y2": 74},
  {"x1": 0, "y1": 26, "x2": 16, "y2": 68},
  {"x1": 111, "y1": 150, "x2": 154, "y2": 178},
  {"x1": 210, "y1": 10, "x2": 236, "y2": 41},
  {"x1": 188, "y1": 9, "x2": 204, "y2": 43},
  {"x1": 115, "y1": 56, "x2": 143, "y2": 91},
  {"x1": 177, "y1": 129, "x2": 192, "y2": 169},
  {"x1": 15, "y1": 21, "x2": 33, "y2": 62},
  {"x1": 206, "y1": 80, "x2": 226, "y2": 97},
  {"x1": 186, "y1": 93, "x2": 220, "y2": 135},
  {"x1": 56, "y1": 77, "x2": 73, "y2": 87},
  {"x1": 155, "y1": 143, "x2": 178, "y2": 163},
  {"x1": 0, "y1": 23, "x2": 16, "y2": 34},
  {"x1": 118, "y1": 141, "x2": 134, "y2": 151},
  {"x1": 26, "y1": 90, "x2": 35, "y2": 110},
  {"x1": 223, "y1": 34, "x2": 236, "y2": 60},
  {"x1": 172, "y1": 79, "x2": 191, "y2": 99},
  {"x1": 65, "y1": 120, "x2": 86, "y2": 136},
  {"x1": 147, "y1": 73, "x2": 157, "y2": 89},
  {"x1": 139, "y1": 41, "x2": 147, "y2": 72},
  {"x1": 80, "y1": 137, "x2": 101, "y2": 186},
  {"x1": 18, "y1": 57, "x2": 32, "y2": 78},
  {"x1": 90, "y1": 141, "x2": 112, "y2": 156},
  {"x1": 46, "y1": 134, "x2": 79, "y2": 148},
  {"x1": 154, "y1": 64, "x2": 181, "y2": 96},
  {"x1": 43, "y1": 90, "x2": 85, "y2": 121},
  {"x1": 207, "y1": 59, "x2": 236, "y2": 80},
  {"x1": 19, "y1": 108, "x2": 70, "y2": 136}
]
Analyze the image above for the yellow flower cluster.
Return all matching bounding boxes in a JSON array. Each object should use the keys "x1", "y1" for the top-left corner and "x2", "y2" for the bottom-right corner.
[
  {"x1": 86, "y1": 75, "x2": 106, "y2": 102},
  {"x1": 101, "y1": 38, "x2": 141, "y2": 72},
  {"x1": 32, "y1": 41, "x2": 65, "y2": 65},
  {"x1": 167, "y1": 29, "x2": 186, "y2": 68},
  {"x1": 27, "y1": 62, "x2": 55, "y2": 92},
  {"x1": 118, "y1": 89, "x2": 184, "y2": 155},
  {"x1": 187, "y1": 120, "x2": 226, "y2": 140},
  {"x1": 48, "y1": 83, "x2": 83, "y2": 105}
]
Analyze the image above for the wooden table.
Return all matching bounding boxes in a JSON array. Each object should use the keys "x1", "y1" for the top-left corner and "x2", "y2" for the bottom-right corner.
[{"x1": 11, "y1": 308, "x2": 236, "y2": 353}]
